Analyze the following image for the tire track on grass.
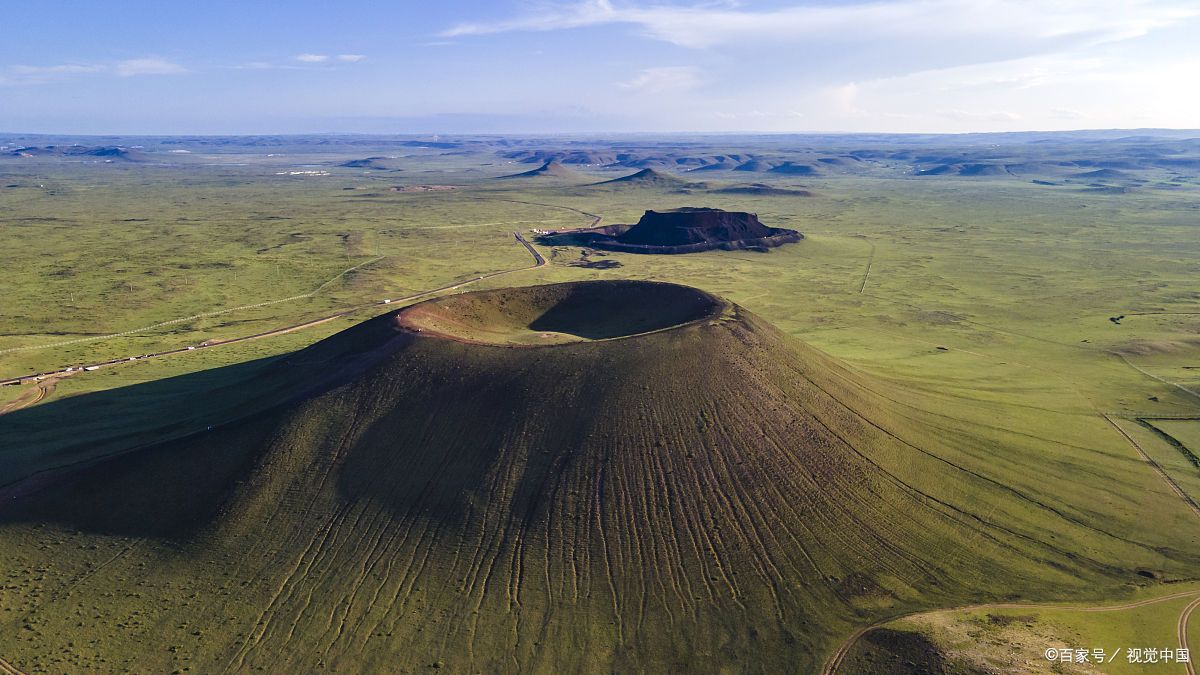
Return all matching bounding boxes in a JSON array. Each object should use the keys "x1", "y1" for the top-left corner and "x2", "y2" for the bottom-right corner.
[
  {"x1": 0, "y1": 656, "x2": 26, "y2": 675},
  {"x1": 1103, "y1": 414, "x2": 1200, "y2": 519},
  {"x1": 1110, "y1": 351, "x2": 1200, "y2": 404},
  {"x1": 1180, "y1": 596, "x2": 1200, "y2": 675}
]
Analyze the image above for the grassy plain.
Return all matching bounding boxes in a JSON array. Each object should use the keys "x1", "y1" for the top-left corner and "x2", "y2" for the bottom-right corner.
[
  {"x1": 844, "y1": 584, "x2": 1200, "y2": 674},
  {"x1": 1, "y1": 137, "x2": 1199, "y2": 671}
]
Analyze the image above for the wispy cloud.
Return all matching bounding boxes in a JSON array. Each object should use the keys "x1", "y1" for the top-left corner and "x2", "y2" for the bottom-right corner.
[
  {"x1": 619, "y1": 66, "x2": 701, "y2": 94},
  {"x1": 1, "y1": 57, "x2": 185, "y2": 85},
  {"x1": 9, "y1": 63, "x2": 103, "y2": 77},
  {"x1": 443, "y1": 0, "x2": 1199, "y2": 50},
  {"x1": 295, "y1": 53, "x2": 366, "y2": 64},
  {"x1": 115, "y1": 57, "x2": 186, "y2": 77}
]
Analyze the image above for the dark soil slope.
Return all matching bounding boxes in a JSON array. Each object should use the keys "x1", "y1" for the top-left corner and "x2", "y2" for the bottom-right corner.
[{"x1": 0, "y1": 281, "x2": 1195, "y2": 673}]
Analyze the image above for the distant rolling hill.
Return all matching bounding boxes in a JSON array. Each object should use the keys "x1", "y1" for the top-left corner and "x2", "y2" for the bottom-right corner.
[
  {"x1": 4, "y1": 145, "x2": 152, "y2": 162},
  {"x1": 1, "y1": 280, "x2": 1193, "y2": 672},
  {"x1": 590, "y1": 167, "x2": 705, "y2": 190},
  {"x1": 1072, "y1": 168, "x2": 1137, "y2": 181},
  {"x1": 498, "y1": 159, "x2": 586, "y2": 180},
  {"x1": 767, "y1": 161, "x2": 823, "y2": 176},
  {"x1": 339, "y1": 156, "x2": 405, "y2": 171},
  {"x1": 710, "y1": 182, "x2": 814, "y2": 196}
]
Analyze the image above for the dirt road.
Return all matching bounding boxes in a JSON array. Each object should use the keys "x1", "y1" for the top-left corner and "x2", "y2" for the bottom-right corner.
[
  {"x1": 0, "y1": 232, "x2": 546, "y2": 398},
  {"x1": 0, "y1": 374, "x2": 65, "y2": 415},
  {"x1": 1103, "y1": 414, "x2": 1200, "y2": 518},
  {"x1": 859, "y1": 239, "x2": 876, "y2": 293},
  {"x1": 1181, "y1": 596, "x2": 1200, "y2": 675},
  {"x1": 823, "y1": 589, "x2": 1200, "y2": 674}
]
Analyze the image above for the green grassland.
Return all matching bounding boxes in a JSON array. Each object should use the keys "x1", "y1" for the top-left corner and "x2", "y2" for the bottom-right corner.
[
  {"x1": 1, "y1": 138, "x2": 1199, "y2": 672},
  {"x1": 843, "y1": 584, "x2": 1200, "y2": 674}
]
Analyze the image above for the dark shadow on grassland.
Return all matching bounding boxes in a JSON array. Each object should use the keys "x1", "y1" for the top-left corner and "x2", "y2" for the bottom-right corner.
[
  {"x1": 0, "y1": 411, "x2": 279, "y2": 538},
  {"x1": 0, "y1": 313, "x2": 414, "y2": 538},
  {"x1": 0, "y1": 311, "x2": 409, "y2": 496},
  {"x1": 838, "y1": 628, "x2": 972, "y2": 675}
]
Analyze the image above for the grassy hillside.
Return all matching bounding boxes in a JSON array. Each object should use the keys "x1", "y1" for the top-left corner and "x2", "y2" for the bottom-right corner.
[
  {"x1": 2, "y1": 135, "x2": 1200, "y2": 672},
  {"x1": 1, "y1": 281, "x2": 1197, "y2": 672},
  {"x1": 841, "y1": 585, "x2": 1200, "y2": 674}
]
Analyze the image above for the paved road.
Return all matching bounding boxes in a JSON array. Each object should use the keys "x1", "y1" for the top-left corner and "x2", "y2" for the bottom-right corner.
[{"x1": 0, "y1": 232, "x2": 545, "y2": 393}]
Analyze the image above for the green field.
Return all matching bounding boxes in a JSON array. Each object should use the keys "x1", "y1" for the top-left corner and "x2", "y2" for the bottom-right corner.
[
  {"x1": 2, "y1": 135, "x2": 1199, "y2": 672},
  {"x1": 843, "y1": 585, "x2": 1200, "y2": 674}
]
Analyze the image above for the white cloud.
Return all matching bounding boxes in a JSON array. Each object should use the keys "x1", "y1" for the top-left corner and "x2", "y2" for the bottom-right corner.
[
  {"x1": 619, "y1": 66, "x2": 701, "y2": 94},
  {"x1": 9, "y1": 63, "x2": 103, "y2": 77},
  {"x1": 336, "y1": 54, "x2": 366, "y2": 62},
  {"x1": 444, "y1": 0, "x2": 1199, "y2": 50},
  {"x1": 1, "y1": 58, "x2": 183, "y2": 85},
  {"x1": 825, "y1": 82, "x2": 865, "y2": 116},
  {"x1": 115, "y1": 57, "x2": 186, "y2": 77},
  {"x1": 296, "y1": 53, "x2": 330, "y2": 63}
]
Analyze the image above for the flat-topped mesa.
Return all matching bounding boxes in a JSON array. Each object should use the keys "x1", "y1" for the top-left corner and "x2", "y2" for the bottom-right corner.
[
  {"x1": 619, "y1": 207, "x2": 773, "y2": 246},
  {"x1": 557, "y1": 206, "x2": 803, "y2": 254}
]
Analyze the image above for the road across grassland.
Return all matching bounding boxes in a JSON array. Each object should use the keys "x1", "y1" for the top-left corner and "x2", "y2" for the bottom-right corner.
[
  {"x1": 823, "y1": 589, "x2": 1200, "y2": 675},
  {"x1": 0, "y1": 232, "x2": 545, "y2": 395},
  {"x1": 1103, "y1": 414, "x2": 1200, "y2": 519},
  {"x1": 1180, "y1": 596, "x2": 1200, "y2": 675},
  {"x1": 0, "y1": 656, "x2": 25, "y2": 675}
]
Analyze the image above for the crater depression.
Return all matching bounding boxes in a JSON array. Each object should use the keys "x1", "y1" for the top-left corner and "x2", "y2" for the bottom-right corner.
[{"x1": 396, "y1": 280, "x2": 724, "y2": 345}]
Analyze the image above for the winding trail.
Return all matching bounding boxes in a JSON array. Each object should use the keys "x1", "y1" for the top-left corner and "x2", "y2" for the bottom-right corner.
[
  {"x1": 1180, "y1": 596, "x2": 1200, "y2": 675},
  {"x1": 823, "y1": 589, "x2": 1200, "y2": 675},
  {"x1": 0, "y1": 256, "x2": 387, "y2": 358},
  {"x1": 0, "y1": 232, "x2": 546, "y2": 394},
  {"x1": 476, "y1": 197, "x2": 603, "y2": 229},
  {"x1": 0, "y1": 374, "x2": 62, "y2": 415},
  {"x1": 0, "y1": 656, "x2": 25, "y2": 675}
]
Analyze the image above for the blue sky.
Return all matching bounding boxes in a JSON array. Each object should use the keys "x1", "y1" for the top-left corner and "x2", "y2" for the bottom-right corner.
[{"x1": 2, "y1": 0, "x2": 1198, "y2": 134}]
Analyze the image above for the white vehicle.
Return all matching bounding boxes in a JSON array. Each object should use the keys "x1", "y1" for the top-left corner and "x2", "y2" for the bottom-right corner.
[
  {"x1": 84, "y1": 366, "x2": 99, "y2": 371},
  {"x1": 187, "y1": 346, "x2": 196, "y2": 350}
]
